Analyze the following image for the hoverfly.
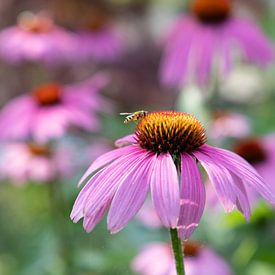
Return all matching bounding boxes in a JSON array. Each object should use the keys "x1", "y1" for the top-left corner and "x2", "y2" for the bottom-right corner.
[{"x1": 120, "y1": 110, "x2": 148, "y2": 124}]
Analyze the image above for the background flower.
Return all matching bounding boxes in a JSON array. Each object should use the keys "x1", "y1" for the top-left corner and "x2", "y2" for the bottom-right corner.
[
  {"x1": 0, "y1": 11, "x2": 76, "y2": 64},
  {"x1": 0, "y1": 142, "x2": 73, "y2": 184},
  {"x1": 132, "y1": 241, "x2": 232, "y2": 275},
  {"x1": 159, "y1": 0, "x2": 274, "y2": 87},
  {"x1": 0, "y1": 73, "x2": 110, "y2": 142}
]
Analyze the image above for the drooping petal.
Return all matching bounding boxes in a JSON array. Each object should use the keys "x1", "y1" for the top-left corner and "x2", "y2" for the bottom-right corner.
[
  {"x1": 178, "y1": 153, "x2": 206, "y2": 240},
  {"x1": 200, "y1": 144, "x2": 275, "y2": 204},
  {"x1": 115, "y1": 134, "x2": 137, "y2": 147},
  {"x1": 83, "y1": 148, "x2": 148, "y2": 218},
  {"x1": 83, "y1": 200, "x2": 111, "y2": 233},
  {"x1": 107, "y1": 153, "x2": 155, "y2": 233},
  {"x1": 193, "y1": 151, "x2": 236, "y2": 212},
  {"x1": 78, "y1": 145, "x2": 139, "y2": 186},
  {"x1": 230, "y1": 173, "x2": 251, "y2": 220},
  {"x1": 70, "y1": 169, "x2": 105, "y2": 222},
  {"x1": 150, "y1": 153, "x2": 180, "y2": 228}
]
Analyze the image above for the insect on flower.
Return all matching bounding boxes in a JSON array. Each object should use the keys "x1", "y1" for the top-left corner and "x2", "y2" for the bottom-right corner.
[{"x1": 120, "y1": 110, "x2": 148, "y2": 124}]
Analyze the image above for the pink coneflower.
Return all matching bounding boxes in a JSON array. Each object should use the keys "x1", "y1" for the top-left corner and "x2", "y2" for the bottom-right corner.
[
  {"x1": 0, "y1": 142, "x2": 72, "y2": 184},
  {"x1": 136, "y1": 199, "x2": 163, "y2": 229},
  {"x1": 73, "y1": 9, "x2": 123, "y2": 63},
  {"x1": 160, "y1": 0, "x2": 274, "y2": 87},
  {"x1": 132, "y1": 241, "x2": 232, "y2": 275},
  {"x1": 0, "y1": 74, "x2": 109, "y2": 142},
  {"x1": 209, "y1": 111, "x2": 251, "y2": 142},
  {"x1": 71, "y1": 111, "x2": 275, "y2": 240},
  {"x1": 234, "y1": 136, "x2": 275, "y2": 201},
  {"x1": 0, "y1": 11, "x2": 76, "y2": 64}
]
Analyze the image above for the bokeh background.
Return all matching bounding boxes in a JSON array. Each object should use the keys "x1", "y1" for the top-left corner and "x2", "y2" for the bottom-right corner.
[{"x1": 0, "y1": 0, "x2": 274, "y2": 274}]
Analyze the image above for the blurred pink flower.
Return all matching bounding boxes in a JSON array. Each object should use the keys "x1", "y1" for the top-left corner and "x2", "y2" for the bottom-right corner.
[
  {"x1": 0, "y1": 142, "x2": 72, "y2": 184},
  {"x1": 160, "y1": 0, "x2": 274, "y2": 87},
  {"x1": 74, "y1": 26, "x2": 123, "y2": 63},
  {"x1": 234, "y1": 136, "x2": 275, "y2": 200},
  {"x1": 136, "y1": 200, "x2": 163, "y2": 229},
  {"x1": 0, "y1": 73, "x2": 109, "y2": 142},
  {"x1": 0, "y1": 11, "x2": 76, "y2": 64},
  {"x1": 207, "y1": 135, "x2": 275, "y2": 210},
  {"x1": 71, "y1": 111, "x2": 275, "y2": 239},
  {"x1": 209, "y1": 111, "x2": 251, "y2": 142},
  {"x1": 132, "y1": 241, "x2": 232, "y2": 275}
]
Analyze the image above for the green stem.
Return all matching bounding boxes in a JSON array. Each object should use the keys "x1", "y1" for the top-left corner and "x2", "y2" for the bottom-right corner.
[
  {"x1": 47, "y1": 180, "x2": 74, "y2": 275},
  {"x1": 170, "y1": 228, "x2": 185, "y2": 275}
]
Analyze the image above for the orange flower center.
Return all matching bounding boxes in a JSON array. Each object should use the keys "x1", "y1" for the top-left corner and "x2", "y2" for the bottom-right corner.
[
  {"x1": 234, "y1": 138, "x2": 267, "y2": 164},
  {"x1": 28, "y1": 143, "x2": 51, "y2": 157},
  {"x1": 191, "y1": 0, "x2": 232, "y2": 24},
  {"x1": 32, "y1": 83, "x2": 62, "y2": 106},
  {"x1": 18, "y1": 12, "x2": 54, "y2": 33},
  {"x1": 183, "y1": 241, "x2": 201, "y2": 257},
  {"x1": 136, "y1": 111, "x2": 206, "y2": 155}
]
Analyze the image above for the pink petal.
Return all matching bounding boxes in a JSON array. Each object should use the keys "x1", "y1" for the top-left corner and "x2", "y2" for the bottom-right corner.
[
  {"x1": 70, "y1": 169, "x2": 105, "y2": 222},
  {"x1": 107, "y1": 154, "x2": 154, "y2": 233},
  {"x1": 193, "y1": 151, "x2": 236, "y2": 213},
  {"x1": 115, "y1": 134, "x2": 137, "y2": 147},
  {"x1": 83, "y1": 199, "x2": 111, "y2": 233},
  {"x1": 78, "y1": 145, "x2": 139, "y2": 186},
  {"x1": 230, "y1": 173, "x2": 251, "y2": 220},
  {"x1": 150, "y1": 153, "x2": 180, "y2": 228},
  {"x1": 200, "y1": 144, "x2": 275, "y2": 204},
  {"x1": 83, "y1": 148, "x2": 148, "y2": 218},
  {"x1": 178, "y1": 153, "x2": 206, "y2": 240}
]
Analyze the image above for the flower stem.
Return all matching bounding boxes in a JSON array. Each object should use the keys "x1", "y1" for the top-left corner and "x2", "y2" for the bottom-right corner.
[
  {"x1": 170, "y1": 228, "x2": 185, "y2": 275},
  {"x1": 47, "y1": 180, "x2": 74, "y2": 275}
]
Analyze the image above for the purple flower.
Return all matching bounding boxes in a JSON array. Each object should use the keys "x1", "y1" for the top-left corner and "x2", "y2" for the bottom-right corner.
[
  {"x1": 159, "y1": 0, "x2": 274, "y2": 87},
  {"x1": 71, "y1": 111, "x2": 275, "y2": 239},
  {"x1": 74, "y1": 27, "x2": 123, "y2": 63},
  {"x1": 132, "y1": 241, "x2": 232, "y2": 275},
  {"x1": 0, "y1": 11, "x2": 76, "y2": 64},
  {"x1": 209, "y1": 111, "x2": 251, "y2": 142},
  {"x1": 233, "y1": 136, "x2": 275, "y2": 204},
  {"x1": 0, "y1": 142, "x2": 72, "y2": 184},
  {"x1": 0, "y1": 74, "x2": 109, "y2": 142}
]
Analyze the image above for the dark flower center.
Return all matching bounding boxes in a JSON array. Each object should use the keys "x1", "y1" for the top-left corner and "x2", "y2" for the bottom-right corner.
[
  {"x1": 80, "y1": 2, "x2": 111, "y2": 32},
  {"x1": 32, "y1": 83, "x2": 62, "y2": 106},
  {"x1": 234, "y1": 138, "x2": 267, "y2": 164},
  {"x1": 18, "y1": 12, "x2": 53, "y2": 33},
  {"x1": 183, "y1": 241, "x2": 201, "y2": 257},
  {"x1": 136, "y1": 111, "x2": 206, "y2": 155},
  {"x1": 28, "y1": 143, "x2": 51, "y2": 157},
  {"x1": 191, "y1": 0, "x2": 232, "y2": 24},
  {"x1": 85, "y1": 13, "x2": 109, "y2": 32}
]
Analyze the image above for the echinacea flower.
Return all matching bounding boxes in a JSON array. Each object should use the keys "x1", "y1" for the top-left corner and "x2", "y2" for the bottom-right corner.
[
  {"x1": 73, "y1": 7, "x2": 123, "y2": 63},
  {"x1": 71, "y1": 111, "x2": 275, "y2": 240},
  {"x1": 136, "y1": 199, "x2": 163, "y2": 229},
  {"x1": 0, "y1": 74, "x2": 109, "y2": 142},
  {"x1": 132, "y1": 241, "x2": 232, "y2": 275},
  {"x1": 160, "y1": 0, "x2": 274, "y2": 87},
  {"x1": 0, "y1": 11, "x2": 76, "y2": 64},
  {"x1": 233, "y1": 136, "x2": 275, "y2": 203},
  {"x1": 209, "y1": 111, "x2": 251, "y2": 142},
  {"x1": 0, "y1": 142, "x2": 72, "y2": 184}
]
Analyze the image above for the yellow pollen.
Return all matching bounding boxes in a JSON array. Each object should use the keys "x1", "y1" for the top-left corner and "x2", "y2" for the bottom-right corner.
[
  {"x1": 191, "y1": 0, "x2": 232, "y2": 24},
  {"x1": 136, "y1": 111, "x2": 206, "y2": 154},
  {"x1": 32, "y1": 83, "x2": 62, "y2": 106}
]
